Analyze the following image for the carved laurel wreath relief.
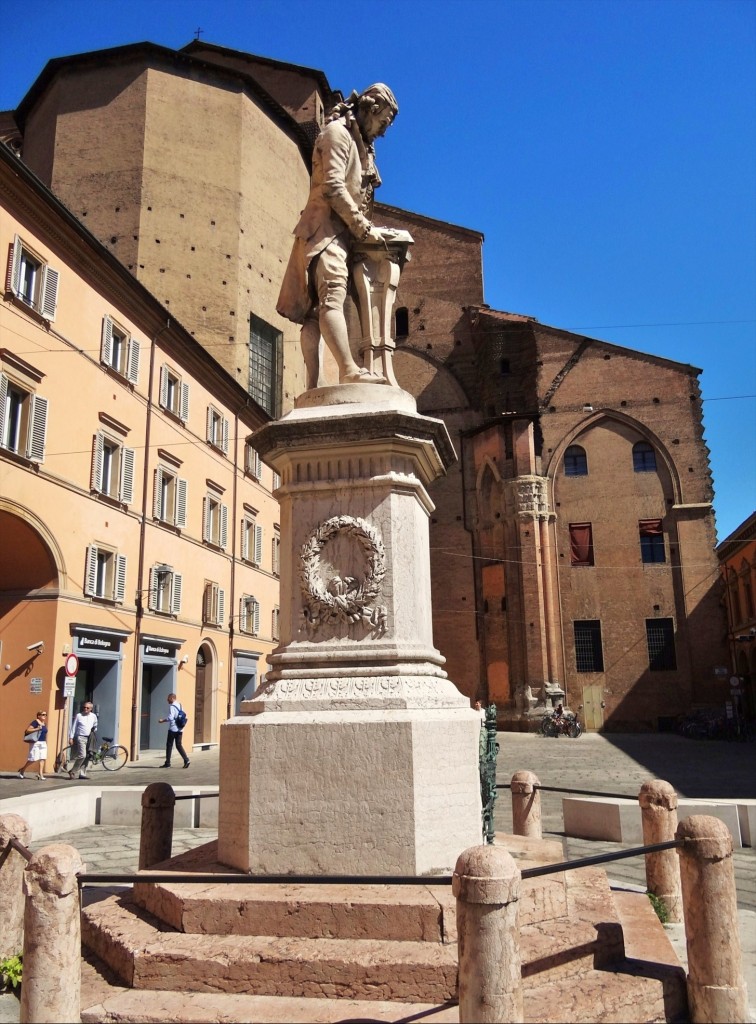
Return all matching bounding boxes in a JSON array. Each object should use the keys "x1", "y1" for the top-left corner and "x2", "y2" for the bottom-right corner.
[{"x1": 300, "y1": 515, "x2": 387, "y2": 636}]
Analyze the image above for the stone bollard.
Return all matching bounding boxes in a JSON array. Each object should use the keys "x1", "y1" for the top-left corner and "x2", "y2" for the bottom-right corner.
[
  {"x1": 511, "y1": 770, "x2": 542, "y2": 839},
  {"x1": 21, "y1": 844, "x2": 83, "y2": 1024},
  {"x1": 638, "y1": 779, "x2": 683, "y2": 922},
  {"x1": 139, "y1": 782, "x2": 176, "y2": 869},
  {"x1": 0, "y1": 813, "x2": 32, "y2": 960},
  {"x1": 676, "y1": 815, "x2": 748, "y2": 1023},
  {"x1": 454, "y1": 844, "x2": 523, "y2": 1023}
]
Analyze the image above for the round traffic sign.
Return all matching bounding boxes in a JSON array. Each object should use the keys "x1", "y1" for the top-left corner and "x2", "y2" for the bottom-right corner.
[{"x1": 65, "y1": 653, "x2": 79, "y2": 677}]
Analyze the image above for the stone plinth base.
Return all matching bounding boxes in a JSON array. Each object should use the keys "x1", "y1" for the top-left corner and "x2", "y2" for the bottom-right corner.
[{"x1": 218, "y1": 707, "x2": 482, "y2": 876}]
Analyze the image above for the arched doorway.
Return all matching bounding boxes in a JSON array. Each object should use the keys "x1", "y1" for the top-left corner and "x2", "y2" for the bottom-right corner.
[{"x1": 194, "y1": 642, "x2": 216, "y2": 745}]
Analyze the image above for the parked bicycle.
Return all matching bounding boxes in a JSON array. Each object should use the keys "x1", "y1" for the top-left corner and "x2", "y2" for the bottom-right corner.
[
  {"x1": 539, "y1": 706, "x2": 582, "y2": 738},
  {"x1": 55, "y1": 737, "x2": 128, "y2": 773}
]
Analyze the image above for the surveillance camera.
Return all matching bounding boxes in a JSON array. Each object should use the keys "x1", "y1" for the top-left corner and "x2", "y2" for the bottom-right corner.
[{"x1": 27, "y1": 641, "x2": 44, "y2": 652}]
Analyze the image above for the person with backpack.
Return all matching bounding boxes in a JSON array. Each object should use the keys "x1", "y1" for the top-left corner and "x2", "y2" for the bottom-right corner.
[{"x1": 158, "y1": 693, "x2": 190, "y2": 768}]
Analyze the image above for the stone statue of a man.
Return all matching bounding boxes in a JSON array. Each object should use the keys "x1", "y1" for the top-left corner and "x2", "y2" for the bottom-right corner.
[{"x1": 276, "y1": 84, "x2": 398, "y2": 390}]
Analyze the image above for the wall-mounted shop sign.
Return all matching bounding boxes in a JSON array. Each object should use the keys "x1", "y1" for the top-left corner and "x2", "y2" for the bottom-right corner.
[
  {"x1": 71, "y1": 624, "x2": 130, "y2": 658},
  {"x1": 140, "y1": 634, "x2": 186, "y2": 665}
]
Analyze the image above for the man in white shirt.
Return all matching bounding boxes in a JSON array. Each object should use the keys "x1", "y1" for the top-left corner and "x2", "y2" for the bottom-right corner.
[
  {"x1": 68, "y1": 701, "x2": 98, "y2": 779},
  {"x1": 158, "y1": 693, "x2": 190, "y2": 769}
]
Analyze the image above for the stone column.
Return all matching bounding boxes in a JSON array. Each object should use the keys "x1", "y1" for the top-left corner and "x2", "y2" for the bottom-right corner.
[
  {"x1": 511, "y1": 770, "x2": 542, "y2": 839},
  {"x1": 21, "y1": 844, "x2": 83, "y2": 1024},
  {"x1": 139, "y1": 782, "x2": 176, "y2": 869},
  {"x1": 676, "y1": 815, "x2": 748, "y2": 1023},
  {"x1": 0, "y1": 813, "x2": 32, "y2": 960},
  {"x1": 454, "y1": 844, "x2": 523, "y2": 1024},
  {"x1": 638, "y1": 779, "x2": 683, "y2": 923}
]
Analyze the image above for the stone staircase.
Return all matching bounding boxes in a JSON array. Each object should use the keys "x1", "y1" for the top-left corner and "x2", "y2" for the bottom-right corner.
[{"x1": 80, "y1": 834, "x2": 688, "y2": 1023}]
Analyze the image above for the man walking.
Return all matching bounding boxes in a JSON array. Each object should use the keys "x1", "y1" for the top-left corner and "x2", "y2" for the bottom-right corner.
[
  {"x1": 159, "y1": 693, "x2": 190, "y2": 768},
  {"x1": 68, "y1": 700, "x2": 98, "y2": 779}
]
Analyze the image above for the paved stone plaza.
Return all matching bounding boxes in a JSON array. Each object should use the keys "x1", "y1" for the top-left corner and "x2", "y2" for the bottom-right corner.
[{"x1": 1, "y1": 732, "x2": 754, "y2": 1022}]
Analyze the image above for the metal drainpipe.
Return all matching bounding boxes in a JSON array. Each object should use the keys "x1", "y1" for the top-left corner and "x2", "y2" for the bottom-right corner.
[
  {"x1": 130, "y1": 320, "x2": 170, "y2": 761},
  {"x1": 227, "y1": 406, "x2": 244, "y2": 722}
]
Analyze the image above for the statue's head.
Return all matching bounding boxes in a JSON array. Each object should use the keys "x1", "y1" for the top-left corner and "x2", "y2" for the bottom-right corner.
[{"x1": 356, "y1": 83, "x2": 398, "y2": 141}]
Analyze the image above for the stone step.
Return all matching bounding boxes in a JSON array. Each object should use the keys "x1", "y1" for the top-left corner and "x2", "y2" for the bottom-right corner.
[
  {"x1": 80, "y1": 953, "x2": 460, "y2": 1023},
  {"x1": 132, "y1": 840, "x2": 567, "y2": 941},
  {"x1": 82, "y1": 893, "x2": 460, "y2": 1002}
]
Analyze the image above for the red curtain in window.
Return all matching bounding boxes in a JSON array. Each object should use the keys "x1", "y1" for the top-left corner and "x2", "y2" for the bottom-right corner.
[
  {"x1": 639, "y1": 519, "x2": 663, "y2": 535},
  {"x1": 570, "y1": 523, "x2": 594, "y2": 566}
]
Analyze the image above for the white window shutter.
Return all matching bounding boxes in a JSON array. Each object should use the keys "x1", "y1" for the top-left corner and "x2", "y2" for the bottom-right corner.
[
  {"x1": 27, "y1": 395, "x2": 48, "y2": 462},
  {"x1": 91, "y1": 432, "x2": 104, "y2": 491},
  {"x1": 171, "y1": 572, "x2": 183, "y2": 614},
  {"x1": 220, "y1": 503, "x2": 228, "y2": 549},
  {"x1": 40, "y1": 266, "x2": 59, "y2": 321},
  {"x1": 114, "y1": 554, "x2": 127, "y2": 603},
  {"x1": 272, "y1": 471, "x2": 281, "y2": 490},
  {"x1": 206, "y1": 406, "x2": 213, "y2": 444},
  {"x1": 180, "y1": 381, "x2": 190, "y2": 422},
  {"x1": 84, "y1": 545, "x2": 98, "y2": 597},
  {"x1": 175, "y1": 478, "x2": 188, "y2": 528},
  {"x1": 101, "y1": 316, "x2": 113, "y2": 366},
  {"x1": 148, "y1": 566, "x2": 157, "y2": 611},
  {"x1": 6, "y1": 236, "x2": 21, "y2": 295},
  {"x1": 120, "y1": 447, "x2": 135, "y2": 504},
  {"x1": 159, "y1": 366, "x2": 168, "y2": 409},
  {"x1": 202, "y1": 496, "x2": 211, "y2": 542},
  {"x1": 253, "y1": 599, "x2": 260, "y2": 636},
  {"x1": 127, "y1": 339, "x2": 140, "y2": 384},
  {"x1": 241, "y1": 519, "x2": 250, "y2": 560},
  {"x1": 0, "y1": 374, "x2": 7, "y2": 447},
  {"x1": 217, "y1": 587, "x2": 226, "y2": 627},
  {"x1": 222, "y1": 417, "x2": 229, "y2": 455},
  {"x1": 272, "y1": 536, "x2": 280, "y2": 575},
  {"x1": 153, "y1": 468, "x2": 163, "y2": 519},
  {"x1": 254, "y1": 524, "x2": 263, "y2": 566}
]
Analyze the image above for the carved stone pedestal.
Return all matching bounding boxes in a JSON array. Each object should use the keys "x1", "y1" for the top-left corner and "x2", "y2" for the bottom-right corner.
[{"x1": 218, "y1": 386, "x2": 482, "y2": 875}]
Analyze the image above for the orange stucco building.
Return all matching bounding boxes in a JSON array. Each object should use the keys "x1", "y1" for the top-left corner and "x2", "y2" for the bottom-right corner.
[
  {"x1": 717, "y1": 511, "x2": 756, "y2": 721},
  {"x1": 0, "y1": 144, "x2": 282, "y2": 770}
]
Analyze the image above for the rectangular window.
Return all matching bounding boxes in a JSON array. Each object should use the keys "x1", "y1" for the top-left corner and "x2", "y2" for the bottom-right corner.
[
  {"x1": 84, "y1": 545, "x2": 127, "y2": 603},
  {"x1": 6, "y1": 235, "x2": 59, "y2": 321},
  {"x1": 574, "y1": 620, "x2": 604, "y2": 673},
  {"x1": 159, "y1": 365, "x2": 189, "y2": 422},
  {"x1": 203, "y1": 582, "x2": 226, "y2": 627},
  {"x1": 0, "y1": 374, "x2": 48, "y2": 463},
  {"x1": 272, "y1": 529, "x2": 281, "y2": 576},
  {"x1": 148, "y1": 564, "x2": 182, "y2": 615},
  {"x1": 569, "y1": 523, "x2": 594, "y2": 567},
  {"x1": 246, "y1": 444, "x2": 263, "y2": 480},
  {"x1": 100, "y1": 315, "x2": 140, "y2": 383},
  {"x1": 203, "y1": 494, "x2": 229, "y2": 548},
  {"x1": 639, "y1": 519, "x2": 665, "y2": 564},
  {"x1": 153, "y1": 467, "x2": 188, "y2": 527},
  {"x1": 646, "y1": 618, "x2": 676, "y2": 671},
  {"x1": 206, "y1": 405, "x2": 230, "y2": 455},
  {"x1": 249, "y1": 313, "x2": 282, "y2": 417},
  {"x1": 242, "y1": 515, "x2": 263, "y2": 565},
  {"x1": 272, "y1": 605, "x2": 280, "y2": 641},
  {"x1": 239, "y1": 595, "x2": 260, "y2": 636},
  {"x1": 272, "y1": 471, "x2": 281, "y2": 491},
  {"x1": 91, "y1": 431, "x2": 135, "y2": 504}
]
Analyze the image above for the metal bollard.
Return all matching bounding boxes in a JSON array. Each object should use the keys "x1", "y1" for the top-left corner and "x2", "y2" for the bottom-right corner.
[
  {"x1": 21, "y1": 844, "x2": 83, "y2": 1024},
  {"x1": 638, "y1": 779, "x2": 683, "y2": 922},
  {"x1": 454, "y1": 844, "x2": 523, "y2": 1023},
  {"x1": 139, "y1": 782, "x2": 176, "y2": 869},
  {"x1": 676, "y1": 815, "x2": 748, "y2": 1023},
  {"x1": 0, "y1": 813, "x2": 32, "y2": 960},
  {"x1": 510, "y1": 771, "x2": 542, "y2": 839}
]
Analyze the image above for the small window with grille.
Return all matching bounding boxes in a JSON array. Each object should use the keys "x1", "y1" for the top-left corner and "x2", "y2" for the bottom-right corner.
[
  {"x1": 573, "y1": 620, "x2": 604, "y2": 673},
  {"x1": 646, "y1": 618, "x2": 676, "y2": 671}
]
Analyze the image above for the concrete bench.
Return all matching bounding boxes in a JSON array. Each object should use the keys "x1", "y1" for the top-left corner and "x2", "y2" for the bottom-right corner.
[{"x1": 562, "y1": 796, "x2": 754, "y2": 848}]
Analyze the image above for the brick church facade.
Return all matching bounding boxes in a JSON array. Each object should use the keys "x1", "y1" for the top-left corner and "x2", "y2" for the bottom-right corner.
[{"x1": 2, "y1": 39, "x2": 729, "y2": 730}]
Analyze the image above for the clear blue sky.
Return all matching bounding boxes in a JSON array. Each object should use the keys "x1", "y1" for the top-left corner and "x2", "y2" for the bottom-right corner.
[{"x1": 2, "y1": 0, "x2": 754, "y2": 542}]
